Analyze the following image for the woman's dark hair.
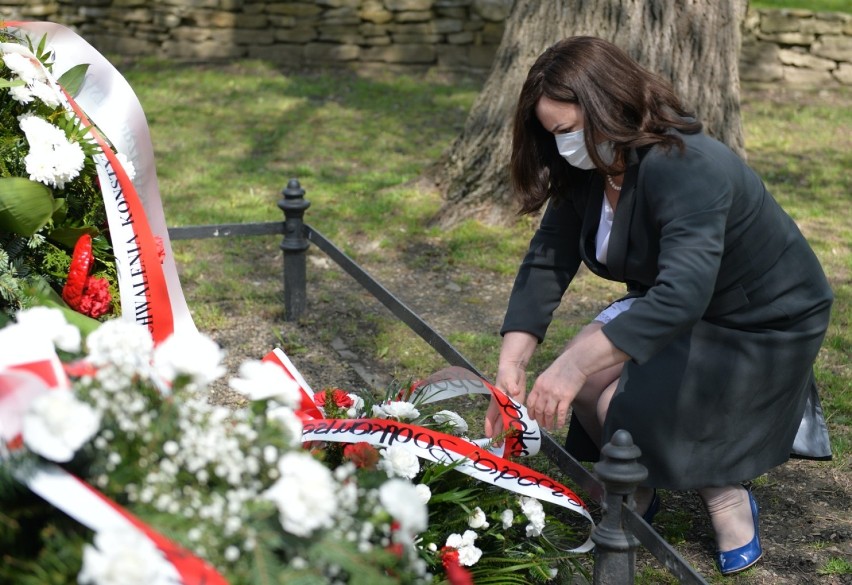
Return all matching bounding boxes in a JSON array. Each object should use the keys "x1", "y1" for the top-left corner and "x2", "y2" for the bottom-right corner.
[{"x1": 511, "y1": 36, "x2": 702, "y2": 214}]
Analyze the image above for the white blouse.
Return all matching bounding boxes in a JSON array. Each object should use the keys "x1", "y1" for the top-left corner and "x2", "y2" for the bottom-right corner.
[
  {"x1": 593, "y1": 193, "x2": 636, "y2": 324},
  {"x1": 595, "y1": 195, "x2": 614, "y2": 265}
]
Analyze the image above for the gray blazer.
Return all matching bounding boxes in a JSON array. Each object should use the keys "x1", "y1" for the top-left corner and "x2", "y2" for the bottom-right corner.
[{"x1": 501, "y1": 130, "x2": 833, "y2": 489}]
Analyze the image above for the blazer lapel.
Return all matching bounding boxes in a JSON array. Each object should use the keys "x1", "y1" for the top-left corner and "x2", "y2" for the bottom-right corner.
[
  {"x1": 579, "y1": 174, "x2": 610, "y2": 277},
  {"x1": 605, "y1": 159, "x2": 640, "y2": 282}
]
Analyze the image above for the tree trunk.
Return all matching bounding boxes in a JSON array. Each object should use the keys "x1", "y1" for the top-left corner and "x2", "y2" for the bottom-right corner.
[{"x1": 434, "y1": 0, "x2": 748, "y2": 228}]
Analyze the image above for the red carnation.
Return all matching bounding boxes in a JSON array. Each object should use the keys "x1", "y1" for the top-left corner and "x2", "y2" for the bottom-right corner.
[
  {"x1": 77, "y1": 276, "x2": 112, "y2": 318},
  {"x1": 441, "y1": 546, "x2": 460, "y2": 569},
  {"x1": 314, "y1": 388, "x2": 354, "y2": 408},
  {"x1": 343, "y1": 442, "x2": 380, "y2": 469},
  {"x1": 446, "y1": 562, "x2": 474, "y2": 585}
]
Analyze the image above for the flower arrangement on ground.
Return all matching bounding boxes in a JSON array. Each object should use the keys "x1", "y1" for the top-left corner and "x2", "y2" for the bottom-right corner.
[
  {"x1": 0, "y1": 308, "x2": 432, "y2": 585},
  {"x1": 1, "y1": 28, "x2": 124, "y2": 323},
  {"x1": 308, "y1": 377, "x2": 593, "y2": 584},
  {"x1": 0, "y1": 307, "x2": 593, "y2": 585}
]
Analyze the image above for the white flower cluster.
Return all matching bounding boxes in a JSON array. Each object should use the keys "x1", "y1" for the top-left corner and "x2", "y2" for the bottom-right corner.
[
  {"x1": 18, "y1": 113, "x2": 85, "y2": 189},
  {"x1": 3, "y1": 310, "x2": 436, "y2": 582},
  {"x1": 79, "y1": 527, "x2": 180, "y2": 585},
  {"x1": 371, "y1": 399, "x2": 420, "y2": 420},
  {"x1": 445, "y1": 530, "x2": 483, "y2": 566},
  {"x1": 520, "y1": 496, "x2": 547, "y2": 537},
  {"x1": 264, "y1": 451, "x2": 338, "y2": 537},
  {"x1": 1, "y1": 44, "x2": 62, "y2": 107},
  {"x1": 126, "y1": 396, "x2": 267, "y2": 554},
  {"x1": 84, "y1": 319, "x2": 156, "y2": 393},
  {"x1": 22, "y1": 389, "x2": 100, "y2": 462},
  {"x1": 431, "y1": 409, "x2": 469, "y2": 435},
  {"x1": 377, "y1": 443, "x2": 420, "y2": 479}
]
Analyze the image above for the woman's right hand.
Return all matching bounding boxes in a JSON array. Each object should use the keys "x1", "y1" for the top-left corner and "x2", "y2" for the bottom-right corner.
[
  {"x1": 485, "y1": 361, "x2": 527, "y2": 440},
  {"x1": 485, "y1": 331, "x2": 537, "y2": 439}
]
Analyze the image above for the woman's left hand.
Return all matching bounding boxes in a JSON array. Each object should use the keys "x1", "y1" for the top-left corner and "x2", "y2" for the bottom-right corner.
[{"x1": 525, "y1": 351, "x2": 588, "y2": 430}]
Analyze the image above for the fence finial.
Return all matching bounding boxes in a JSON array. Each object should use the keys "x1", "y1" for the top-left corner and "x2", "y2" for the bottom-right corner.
[
  {"x1": 592, "y1": 429, "x2": 648, "y2": 584},
  {"x1": 279, "y1": 178, "x2": 310, "y2": 320}
]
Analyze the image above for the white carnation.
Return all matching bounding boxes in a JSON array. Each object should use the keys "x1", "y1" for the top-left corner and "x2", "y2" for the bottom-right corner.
[
  {"x1": 15, "y1": 306, "x2": 81, "y2": 352},
  {"x1": 467, "y1": 506, "x2": 489, "y2": 529},
  {"x1": 346, "y1": 393, "x2": 364, "y2": 417},
  {"x1": 29, "y1": 79, "x2": 62, "y2": 108},
  {"x1": 501, "y1": 508, "x2": 514, "y2": 529},
  {"x1": 432, "y1": 409, "x2": 469, "y2": 435},
  {"x1": 152, "y1": 330, "x2": 225, "y2": 390},
  {"x1": 19, "y1": 114, "x2": 85, "y2": 189},
  {"x1": 8, "y1": 83, "x2": 33, "y2": 104},
  {"x1": 377, "y1": 444, "x2": 420, "y2": 479},
  {"x1": 228, "y1": 360, "x2": 301, "y2": 407},
  {"x1": 379, "y1": 479, "x2": 428, "y2": 536},
  {"x1": 414, "y1": 483, "x2": 431, "y2": 504},
  {"x1": 22, "y1": 390, "x2": 100, "y2": 462},
  {"x1": 79, "y1": 527, "x2": 179, "y2": 585},
  {"x1": 520, "y1": 496, "x2": 546, "y2": 537},
  {"x1": 372, "y1": 400, "x2": 419, "y2": 420},
  {"x1": 445, "y1": 530, "x2": 482, "y2": 566},
  {"x1": 264, "y1": 452, "x2": 338, "y2": 537},
  {"x1": 2, "y1": 49, "x2": 44, "y2": 84}
]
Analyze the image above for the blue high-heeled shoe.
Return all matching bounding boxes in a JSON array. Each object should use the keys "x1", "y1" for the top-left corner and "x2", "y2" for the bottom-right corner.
[
  {"x1": 642, "y1": 489, "x2": 660, "y2": 524},
  {"x1": 715, "y1": 489, "x2": 763, "y2": 575}
]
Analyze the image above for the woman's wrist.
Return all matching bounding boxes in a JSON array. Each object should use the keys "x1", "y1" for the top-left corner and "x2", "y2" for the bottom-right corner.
[{"x1": 498, "y1": 331, "x2": 537, "y2": 368}]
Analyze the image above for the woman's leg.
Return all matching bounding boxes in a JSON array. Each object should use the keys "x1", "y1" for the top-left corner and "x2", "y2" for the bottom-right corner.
[
  {"x1": 568, "y1": 322, "x2": 622, "y2": 443},
  {"x1": 698, "y1": 485, "x2": 757, "y2": 551},
  {"x1": 594, "y1": 376, "x2": 655, "y2": 514}
]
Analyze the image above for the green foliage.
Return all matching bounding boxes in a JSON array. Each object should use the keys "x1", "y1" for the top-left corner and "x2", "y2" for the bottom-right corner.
[{"x1": 818, "y1": 556, "x2": 852, "y2": 576}]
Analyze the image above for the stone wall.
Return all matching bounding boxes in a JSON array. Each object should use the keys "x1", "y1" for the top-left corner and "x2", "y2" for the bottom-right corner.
[
  {"x1": 742, "y1": 8, "x2": 852, "y2": 85},
  {"x1": 2, "y1": 1, "x2": 851, "y2": 85}
]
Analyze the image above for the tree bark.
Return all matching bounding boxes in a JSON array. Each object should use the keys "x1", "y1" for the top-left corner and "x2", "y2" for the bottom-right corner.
[{"x1": 434, "y1": 0, "x2": 748, "y2": 228}]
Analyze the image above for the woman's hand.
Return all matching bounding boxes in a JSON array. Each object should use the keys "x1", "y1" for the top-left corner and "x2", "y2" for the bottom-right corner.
[
  {"x1": 485, "y1": 362, "x2": 527, "y2": 439},
  {"x1": 525, "y1": 352, "x2": 588, "y2": 430},
  {"x1": 485, "y1": 332, "x2": 538, "y2": 440},
  {"x1": 525, "y1": 323, "x2": 629, "y2": 430}
]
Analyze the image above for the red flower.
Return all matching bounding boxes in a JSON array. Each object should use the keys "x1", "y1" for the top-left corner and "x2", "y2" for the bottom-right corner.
[
  {"x1": 386, "y1": 542, "x2": 404, "y2": 558},
  {"x1": 446, "y1": 562, "x2": 474, "y2": 585},
  {"x1": 441, "y1": 546, "x2": 460, "y2": 569},
  {"x1": 343, "y1": 442, "x2": 380, "y2": 469},
  {"x1": 61, "y1": 234, "x2": 112, "y2": 318},
  {"x1": 77, "y1": 276, "x2": 112, "y2": 318},
  {"x1": 314, "y1": 388, "x2": 354, "y2": 408}
]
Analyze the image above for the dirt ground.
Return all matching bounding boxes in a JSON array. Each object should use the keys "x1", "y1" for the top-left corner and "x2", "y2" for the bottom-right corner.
[{"x1": 178, "y1": 221, "x2": 851, "y2": 584}]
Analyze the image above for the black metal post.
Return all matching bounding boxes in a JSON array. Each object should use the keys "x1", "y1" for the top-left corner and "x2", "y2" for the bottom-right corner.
[
  {"x1": 592, "y1": 430, "x2": 648, "y2": 585},
  {"x1": 278, "y1": 178, "x2": 310, "y2": 320}
]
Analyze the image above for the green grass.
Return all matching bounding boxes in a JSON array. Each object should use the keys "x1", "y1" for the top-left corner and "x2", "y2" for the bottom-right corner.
[{"x1": 750, "y1": 0, "x2": 851, "y2": 12}]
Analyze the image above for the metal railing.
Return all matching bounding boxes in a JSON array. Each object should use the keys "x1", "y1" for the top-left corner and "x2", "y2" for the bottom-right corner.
[{"x1": 168, "y1": 178, "x2": 709, "y2": 585}]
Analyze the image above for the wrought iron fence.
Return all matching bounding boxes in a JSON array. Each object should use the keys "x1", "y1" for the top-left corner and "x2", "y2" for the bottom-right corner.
[{"x1": 168, "y1": 178, "x2": 709, "y2": 585}]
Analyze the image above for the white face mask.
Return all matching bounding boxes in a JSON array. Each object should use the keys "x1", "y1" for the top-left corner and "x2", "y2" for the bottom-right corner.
[{"x1": 554, "y1": 129, "x2": 615, "y2": 170}]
